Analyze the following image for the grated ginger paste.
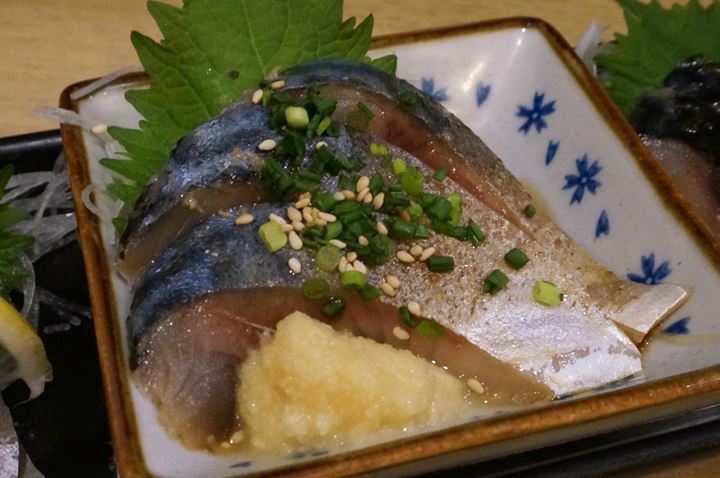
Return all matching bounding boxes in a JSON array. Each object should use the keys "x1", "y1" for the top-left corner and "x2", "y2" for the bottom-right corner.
[{"x1": 236, "y1": 311, "x2": 472, "y2": 454}]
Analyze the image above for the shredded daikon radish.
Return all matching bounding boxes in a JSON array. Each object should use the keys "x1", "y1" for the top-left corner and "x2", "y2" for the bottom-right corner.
[
  {"x1": 18, "y1": 254, "x2": 38, "y2": 330},
  {"x1": 575, "y1": 21, "x2": 604, "y2": 76},
  {"x1": 70, "y1": 65, "x2": 144, "y2": 101},
  {"x1": 32, "y1": 107, "x2": 97, "y2": 130}
]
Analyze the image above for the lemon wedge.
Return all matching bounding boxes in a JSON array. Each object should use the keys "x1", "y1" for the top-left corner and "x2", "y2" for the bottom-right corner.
[{"x1": 0, "y1": 296, "x2": 52, "y2": 399}]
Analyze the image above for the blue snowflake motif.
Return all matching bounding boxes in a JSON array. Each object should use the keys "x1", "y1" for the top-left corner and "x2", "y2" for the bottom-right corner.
[
  {"x1": 516, "y1": 91, "x2": 556, "y2": 134},
  {"x1": 595, "y1": 209, "x2": 609, "y2": 238},
  {"x1": 421, "y1": 78, "x2": 449, "y2": 102},
  {"x1": 627, "y1": 253, "x2": 672, "y2": 285},
  {"x1": 545, "y1": 139, "x2": 560, "y2": 165},
  {"x1": 663, "y1": 317, "x2": 691, "y2": 335},
  {"x1": 476, "y1": 82, "x2": 491, "y2": 106},
  {"x1": 562, "y1": 154, "x2": 602, "y2": 205}
]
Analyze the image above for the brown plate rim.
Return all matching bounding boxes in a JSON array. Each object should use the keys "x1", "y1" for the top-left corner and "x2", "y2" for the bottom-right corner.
[{"x1": 60, "y1": 16, "x2": 720, "y2": 478}]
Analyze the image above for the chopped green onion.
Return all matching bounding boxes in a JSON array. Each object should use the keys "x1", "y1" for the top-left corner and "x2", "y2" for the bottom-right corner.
[
  {"x1": 383, "y1": 190, "x2": 410, "y2": 208},
  {"x1": 414, "y1": 224, "x2": 431, "y2": 239},
  {"x1": 313, "y1": 193, "x2": 336, "y2": 212},
  {"x1": 306, "y1": 86, "x2": 337, "y2": 117},
  {"x1": 370, "y1": 143, "x2": 388, "y2": 157},
  {"x1": 484, "y1": 269, "x2": 508, "y2": 295},
  {"x1": 368, "y1": 173, "x2": 385, "y2": 195},
  {"x1": 316, "y1": 116, "x2": 332, "y2": 135},
  {"x1": 386, "y1": 218, "x2": 417, "y2": 239},
  {"x1": 406, "y1": 201, "x2": 423, "y2": 221},
  {"x1": 431, "y1": 220, "x2": 467, "y2": 240},
  {"x1": 392, "y1": 158, "x2": 407, "y2": 177},
  {"x1": 401, "y1": 166, "x2": 424, "y2": 196},
  {"x1": 323, "y1": 296, "x2": 345, "y2": 318},
  {"x1": 399, "y1": 306, "x2": 417, "y2": 327},
  {"x1": 359, "y1": 284, "x2": 380, "y2": 300},
  {"x1": 467, "y1": 219, "x2": 485, "y2": 246},
  {"x1": 522, "y1": 204, "x2": 536, "y2": 218},
  {"x1": 258, "y1": 221, "x2": 287, "y2": 252},
  {"x1": 533, "y1": 280, "x2": 563, "y2": 306},
  {"x1": 337, "y1": 175, "x2": 355, "y2": 192},
  {"x1": 447, "y1": 192, "x2": 462, "y2": 225},
  {"x1": 261, "y1": 89, "x2": 272, "y2": 106},
  {"x1": 427, "y1": 255, "x2": 454, "y2": 273},
  {"x1": 416, "y1": 319, "x2": 444, "y2": 341},
  {"x1": 325, "y1": 221, "x2": 342, "y2": 240},
  {"x1": 347, "y1": 102, "x2": 374, "y2": 131},
  {"x1": 275, "y1": 131, "x2": 305, "y2": 165},
  {"x1": 340, "y1": 270, "x2": 367, "y2": 289},
  {"x1": 426, "y1": 197, "x2": 452, "y2": 221},
  {"x1": 285, "y1": 106, "x2": 310, "y2": 129},
  {"x1": 504, "y1": 248, "x2": 529, "y2": 270},
  {"x1": 433, "y1": 165, "x2": 448, "y2": 182},
  {"x1": 315, "y1": 245, "x2": 342, "y2": 272},
  {"x1": 398, "y1": 90, "x2": 418, "y2": 112},
  {"x1": 302, "y1": 277, "x2": 330, "y2": 300}
]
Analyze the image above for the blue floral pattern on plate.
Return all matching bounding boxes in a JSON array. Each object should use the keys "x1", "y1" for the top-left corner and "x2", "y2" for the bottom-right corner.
[
  {"x1": 421, "y1": 78, "x2": 449, "y2": 102},
  {"x1": 475, "y1": 82, "x2": 491, "y2": 106},
  {"x1": 516, "y1": 91, "x2": 555, "y2": 134},
  {"x1": 627, "y1": 254, "x2": 672, "y2": 285},
  {"x1": 663, "y1": 317, "x2": 691, "y2": 335},
  {"x1": 562, "y1": 154, "x2": 601, "y2": 205},
  {"x1": 595, "y1": 210, "x2": 609, "y2": 238},
  {"x1": 545, "y1": 140, "x2": 559, "y2": 165}
]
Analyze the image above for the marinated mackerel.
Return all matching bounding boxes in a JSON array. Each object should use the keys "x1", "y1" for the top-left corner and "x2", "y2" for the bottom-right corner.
[{"x1": 124, "y1": 60, "x2": 687, "y2": 450}]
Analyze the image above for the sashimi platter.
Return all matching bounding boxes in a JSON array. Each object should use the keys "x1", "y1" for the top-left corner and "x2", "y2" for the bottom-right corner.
[{"x1": 56, "y1": 0, "x2": 720, "y2": 476}]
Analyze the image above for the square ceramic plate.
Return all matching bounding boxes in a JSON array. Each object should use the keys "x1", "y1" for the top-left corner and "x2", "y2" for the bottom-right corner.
[{"x1": 60, "y1": 17, "x2": 720, "y2": 478}]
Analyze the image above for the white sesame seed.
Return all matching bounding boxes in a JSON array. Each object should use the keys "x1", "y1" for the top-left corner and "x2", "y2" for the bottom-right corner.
[
  {"x1": 317, "y1": 211, "x2": 337, "y2": 222},
  {"x1": 381, "y1": 282, "x2": 397, "y2": 297},
  {"x1": 373, "y1": 192, "x2": 385, "y2": 210},
  {"x1": 287, "y1": 207, "x2": 302, "y2": 223},
  {"x1": 269, "y1": 213, "x2": 287, "y2": 225},
  {"x1": 333, "y1": 191, "x2": 346, "y2": 201},
  {"x1": 314, "y1": 217, "x2": 328, "y2": 227},
  {"x1": 358, "y1": 235, "x2": 369, "y2": 246},
  {"x1": 339, "y1": 257, "x2": 348, "y2": 272},
  {"x1": 288, "y1": 258, "x2": 301, "y2": 274},
  {"x1": 376, "y1": 221, "x2": 389, "y2": 235},
  {"x1": 295, "y1": 197, "x2": 311, "y2": 209},
  {"x1": 288, "y1": 231, "x2": 303, "y2": 250},
  {"x1": 407, "y1": 301, "x2": 421, "y2": 316},
  {"x1": 410, "y1": 245, "x2": 423, "y2": 257},
  {"x1": 234, "y1": 213, "x2": 254, "y2": 225},
  {"x1": 353, "y1": 260, "x2": 367, "y2": 274},
  {"x1": 251, "y1": 89, "x2": 264, "y2": 104},
  {"x1": 467, "y1": 378, "x2": 486, "y2": 395},
  {"x1": 363, "y1": 192, "x2": 373, "y2": 204},
  {"x1": 346, "y1": 251, "x2": 357, "y2": 262},
  {"x1": 342, "y1": 190, "x2": 356, "y2": 201},
  {"x1": 316, "y1": 141, "x2": 328, "y2": 149},
  {"x1": 419, "y1": 247, "x2": 436, "y2": 262},
  {"x1": 396, "y1": 250, "x2": 415, "y2": 263},
  {"x1": 345, "y1": 263, "x2": 355, "y2": 272},
  {"x1": 91, "y1": 123, "x2": 108, "y2": 135},
  {"x1": 292, "y1": 220, "x2": 305, "y2": 232},
  {"x1": 270, "y1": 79, "x2": 286, "y2": 89},
  {"x1": 385, "y1": 274, "x2": 400, "y2": 289},
  {"x1": 281, "y1": 224, "x2": 294, "y2": 233},
  {"x1": 393, "y1": 326, "x2": 410, "y2": 341},
  {"x1": 329, "y1": 239, "x2": 347, "y2": 249},
  {"x1": 399, "y1": 209, "x2": 411, "y2": 221},
  {"x1": 356, "y1": 175, "x2": 370, "y2": 192},
  {"x1": 357, "y1": 187, "x2": 370, "y2": 202},
  {"x1": 302, "y1": 207, "x2": 314, "y2": 223},
  {"x1": 258, "y1": 139, "x2": 277, "y2": 151},
  {"x1": 311, "y1": 208, "x2": 321, "y2": 220}
]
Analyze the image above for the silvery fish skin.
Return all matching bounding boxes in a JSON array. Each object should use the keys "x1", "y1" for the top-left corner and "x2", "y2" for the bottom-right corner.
[{"x1": 125, "y1": 60, "x2": 688, "y2": 447}]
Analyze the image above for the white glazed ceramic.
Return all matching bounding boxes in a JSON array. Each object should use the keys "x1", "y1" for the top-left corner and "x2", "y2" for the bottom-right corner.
[{"x1": 61, "y1": 18, "x2": 720, "y2": 478}]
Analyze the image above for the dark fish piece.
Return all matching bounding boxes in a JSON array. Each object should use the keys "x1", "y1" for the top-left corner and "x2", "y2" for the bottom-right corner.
[{"x1": 131, "y1": 205, "x2": 553, "y2": 449}]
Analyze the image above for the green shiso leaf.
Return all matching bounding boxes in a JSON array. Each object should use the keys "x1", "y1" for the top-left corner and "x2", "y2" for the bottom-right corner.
[
  {"x1": 105, "y1": 0, "x2": 397, "y2": 223},
  {"x1": 595, "y1": 0, "x2": 720, "y2": 116},
  {"x1": 0, "y1": 165, "x2": 34, "y2": 299}
]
